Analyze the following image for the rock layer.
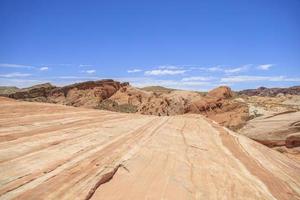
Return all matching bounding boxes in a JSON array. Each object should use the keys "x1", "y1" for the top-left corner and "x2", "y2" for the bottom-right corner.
[{"x1": 0, "y1": 97, "x2": 299, "y2": 199}]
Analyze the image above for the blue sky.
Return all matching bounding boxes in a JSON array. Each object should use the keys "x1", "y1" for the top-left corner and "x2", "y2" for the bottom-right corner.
[{"x1": 0, "y1": 0, "x2": 299, "y2": 91}]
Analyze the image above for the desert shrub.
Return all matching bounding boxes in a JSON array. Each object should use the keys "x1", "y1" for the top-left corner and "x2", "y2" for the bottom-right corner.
[{"x1": 96, "y1": 99, "x2": 137, "y2": 113}]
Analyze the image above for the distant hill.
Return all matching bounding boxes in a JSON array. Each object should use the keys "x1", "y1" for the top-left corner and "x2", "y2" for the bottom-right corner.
[
  {"x1": 0, "y1": 86, "x2": 19, "y2": 97},
  {"x1": 140, "y1": 86, "x2": 175, "y2": 93},
  {"x1": 238, "y1": 86, "x2": 300, "y2": 97},
  {"x1": 19, "y1": 83, "x2": 54, "y2": 92}
]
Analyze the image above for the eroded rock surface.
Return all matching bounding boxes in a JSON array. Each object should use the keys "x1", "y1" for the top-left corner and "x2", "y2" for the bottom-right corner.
[
  {"x1": 239, "y1": 111, "x2": 300, "y2": 160},
  {"x1": 0, "y1": 97, "x2": 299, "y2": 199}
]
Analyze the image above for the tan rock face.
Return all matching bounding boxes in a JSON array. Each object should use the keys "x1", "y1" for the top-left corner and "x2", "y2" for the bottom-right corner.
[
  {"x1": 0, "y1": 97, "x2": 299, "y2": 199},
  {"x1": 240, "y1": 112, "x2": 300, "y2": 146},
  {"x1": 239, "y1": 111, "x2": 300, "y2": 160}
]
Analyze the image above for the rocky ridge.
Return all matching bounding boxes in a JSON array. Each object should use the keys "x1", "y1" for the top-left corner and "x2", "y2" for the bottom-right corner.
[
  {"x1": 239, "y1": 86, "x2": 300, "y2": 97},
  {"x1": 4, "y1": 80, "x2": 249, "y2": 131}
]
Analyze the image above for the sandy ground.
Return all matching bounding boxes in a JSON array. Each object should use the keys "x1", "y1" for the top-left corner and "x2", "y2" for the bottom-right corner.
[{"x1": 0, "y1": 97, "x2": 300, "y2": 200}]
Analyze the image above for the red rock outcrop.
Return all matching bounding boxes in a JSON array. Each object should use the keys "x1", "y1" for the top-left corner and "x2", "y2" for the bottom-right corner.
[
  {"x1": 186, "y1": 86, "x2": 249, "y2": 130},
  {"x1": 8, "y1": 80, "x2": 128, "y2": 108},
  {"x1": 207, "y1": 85, "x2": 233, "y2": 99},
  {"x1": 7, "y1": 81, "x2": 249, "y2": 130},
  {"x1": 48, "y1": 80, "x2": 128, "y2": 108}
]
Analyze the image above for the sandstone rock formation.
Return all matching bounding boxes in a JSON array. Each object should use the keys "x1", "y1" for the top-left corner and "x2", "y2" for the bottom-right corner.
[
  {"x1": 207, "y1": 85, "x2": 234, "y2": 99},
  {"x1": 0, "y1": 97, "x2": 299, "y2": 199},
  {"x1": 47, "y1": 79, "x2": 128, "y2": 108},
  {"x1": 239, "y1": 111, "x2": 300, "y2": 160},
  {"x1": 7, "y1": 80, "x2": 128, "y2": 108},
  {"x1": 186, "y1": 86, "x2": 249, "y2": 130},
  {"x1": 6, "y1": 80, "x2": 249, "y2": 130}
]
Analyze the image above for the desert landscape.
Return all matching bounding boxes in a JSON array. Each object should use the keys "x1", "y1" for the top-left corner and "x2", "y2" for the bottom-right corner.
[
  {"x1": 1, "y1": 0, "x2": 299, "y2": 199},
  {"x1": 0, "y1": 80, "x2": 300, "y2": 199}
]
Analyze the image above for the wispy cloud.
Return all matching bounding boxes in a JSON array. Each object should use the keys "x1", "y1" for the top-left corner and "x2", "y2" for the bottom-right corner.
[
  {"x1": 207, "y1": 66, "x2": 223, "y2": 72},
  {"x1": 0, "y1": 72, "x2": 31, "y2": 78},
  {"x1": 0, "y1": 63, "x2": 34, "y2": 69},
  {"x1": 181, "y1": 76, "x2": 214, "y2": 81},
  {"x1": 86, "y1": 70, "x2": 96, "y2": 74},
  {"x1": 144, "y1": 69, "x2": 187, "y2": 76},
  {"x1": 257, "y1": 64, "x2": 273, "y2": 70},
  {"x1": 158, "y1": 65, "x2": 183, "y2": 70},
  {"x1": 39, "y1": 67, "x2": 49, "y2": 71},
  {"x1": 79, "y1": 64, "x2": 93, "y2": 67},
  {"x1": 220, "y1": 75, "x2": 300, "y2": 83},
  {"x1": 127, "y1": 69, "x2": 142, "y2": 73},
  {"x1": 120, "y1": 77, "x2": 214, "y2": 91},
  {"x1": 0, "y1": 78, "x2": 48, "y2": 87},
  {"x1": 80, "y1": 69, "x2": 96, "y2": 74},
  {"x1": 224, "y1": 65, "x2": 249, "y2": 74},
  {"x1": 57, "y1": 75, "x2": 101, "y2": 79}
]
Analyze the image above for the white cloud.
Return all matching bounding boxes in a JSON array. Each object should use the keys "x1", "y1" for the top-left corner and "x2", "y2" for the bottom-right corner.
[
  {"x1": 39, "y1": 67, "x2": 49, "y2": 71},
  {"x1": 180, "y1": 81, "x2": 212, "y2": 86},
  {"x1": 0, "y1": 72, "x2": 31, "y2": 78},
  {"x1": 114, "y1": 77, "x2": 214, "y2": 91},
  {"x1": 181, "y1": 76, "x2": 214, "y2": 81},
  {"x1": 80, "y1": 70, "x2": 96, "y2": 74},
  {"x1": 257, "y1": 64, "x2": 273, "y2": 70},
  {"x1": 58, "y1": 75, "x2": 101, "y2": 79},
  {"x1": 224, "y1": 65, "x2": 249, "y2": 74},
  {"x1": 86, "y1": 70, "x2": 96, "y2": 74},
  {"x1": 207, "y1": 66, "x2": 223, "y2": 72},
  {"x1": 0, "y1": 78, "x2": 48, "y2": 87},
  {"x1": 79, "y1": 64, "x2": 93, "y2": 67},
  {"x1": 0, "y1": 63, "x2": 34, "y2": 69},
  {"x1": 188, "y1": 66, "x2": 206, "y2": 70},
  {"x1": 191, "y1": 65, "x2": 250, "y2": 74},
  {"x1": 144, "y1": 69, "x2": 186, "y2": 76},
  {"x1": 158, "y1": 65, "x2": 183, "y2": 69},
  {"x1": 220, "y1": 75, "x2": 300, "y2": 83},
  {"x1": 127, "y1": 69, "x2": 142, "y2": 73}
]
